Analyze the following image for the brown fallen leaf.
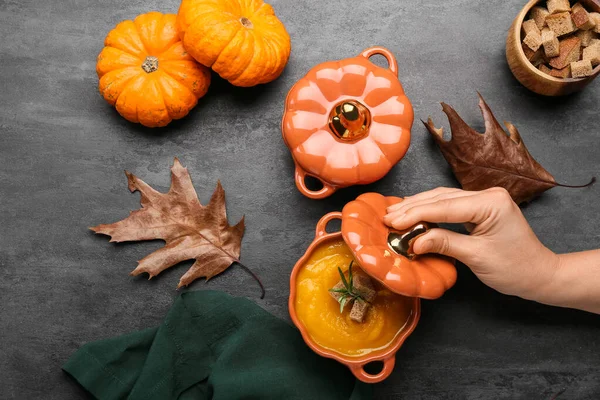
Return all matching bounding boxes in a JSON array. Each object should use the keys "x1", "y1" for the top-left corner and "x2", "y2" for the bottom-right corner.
[
  {"x1": 91, "y1": 158, "x2": 264, "y2": 298},
  {"x1": 423, "y1": 93, "x2": 595, "y2": 204}
]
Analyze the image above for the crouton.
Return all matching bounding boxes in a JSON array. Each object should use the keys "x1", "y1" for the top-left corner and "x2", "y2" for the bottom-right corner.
[
  {"x1": 549, "y1": 36, "x2": 581, "y2": 69},
  {"x1": 353, "y1": 272, "x2": 377, "y2": 302},
  {"x1": 530, "y1": 6, "x2": 550, "y2": 29},
  {"x1": 591, "y1": 12, "x2": 600, "y2": 33},
  {"x1": 329, "y1": 281, "x2": 351, "y2": 308},
  {"x1": 539, "y1": 64, "x2": 553, "y2": 75},
  {"x1": 524, "y1": 31, "x2": 543, "y2": 52},
  {"x1": 542, "y1": 28, "x2": 560, "y2": 57},
  {"x1": 350, "y1": 299, "x2": 369, "y2": 323},
  {"x1": 330, "y1": 269, "x2": 377, "y2": 323},
  {"x1": 583, "y1": 43, "x2": 600, "y2": 66},
  {"x1": 549, "y1": 65, "x2": 571, "y2": 78},
  {"x1": 546, "y1": 12, "x2": 577, "y2": 36},
  {"x1": 571, "y1": 59, "x2": 594, "y2": 77},
  {"x1": 523, "y1": 19, "x2": 542, "y2": 36},
  {"x1": 571, "y1": 3, "x2": 596, "y2": 30},
  {"x1": 577, "y1": 29, "x2": 595, "y2": 47},
  {"x1": 548, "y1": 0, "x2": 571, "y2": 14},
  {"x1": 523, "y1": 43, "x2": 545, "y2": 66},
  {"x1": 591, "y1": 38, "x2": 600, "y2": 47}
]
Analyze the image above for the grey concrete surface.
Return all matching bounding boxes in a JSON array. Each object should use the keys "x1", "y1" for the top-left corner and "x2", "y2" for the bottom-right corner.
[{"x1": 1, "y1": 0, "x2": 600, "y2": 399}]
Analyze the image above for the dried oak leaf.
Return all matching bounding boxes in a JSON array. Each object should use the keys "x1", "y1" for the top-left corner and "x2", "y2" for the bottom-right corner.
[
  {"x1": 423, "y1": 93, "x2": 595, "y2": 204},
  {"x1": 91, "y1": 158, "x2": 264, "y2": 297}
]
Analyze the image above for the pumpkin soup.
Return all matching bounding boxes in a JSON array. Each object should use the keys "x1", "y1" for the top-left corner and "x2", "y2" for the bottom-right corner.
[{"x1": 295, "y1": 239, "x2": 415, "y2": 357}]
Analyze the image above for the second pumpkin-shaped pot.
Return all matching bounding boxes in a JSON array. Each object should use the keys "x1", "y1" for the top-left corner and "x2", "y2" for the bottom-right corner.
[{"x1": 282, "y1": 47, "x2": 414, "y2": 199}]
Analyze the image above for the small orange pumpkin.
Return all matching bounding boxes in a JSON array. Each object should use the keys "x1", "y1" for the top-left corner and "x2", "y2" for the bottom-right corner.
[
  {"x1": 176, "y1": 0, "x2": 291, "y2": 87},
  {"x1": 97, "y1": 12, "x2": 211, "y2": 127},
  {"x1": 342, "y1": 193, "x2": 457, "y2": 299},
  {"x1": 282, "y1": 47, "x2": 413, "y2": 199}
]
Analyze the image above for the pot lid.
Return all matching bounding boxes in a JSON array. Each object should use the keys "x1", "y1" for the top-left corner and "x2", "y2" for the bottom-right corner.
[
  {"x1": 282, "y1": 47, "x2": 414, "y2": 199},
  {"x1": 341, "y1": 193, "x2": 457, "y2": 299}
]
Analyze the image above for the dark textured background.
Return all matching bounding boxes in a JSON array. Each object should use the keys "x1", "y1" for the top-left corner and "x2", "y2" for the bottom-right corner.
[{"x1": 1, "y1": 0, "x2": 599, "y2": 399}]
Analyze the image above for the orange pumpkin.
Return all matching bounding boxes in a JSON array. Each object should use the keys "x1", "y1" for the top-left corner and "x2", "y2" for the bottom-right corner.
[
  {"x1": 97, "y1": 12, "x2": 211, "y2": 127},
  {"x1": 282, "y1": 47, "x2": 413, "y2": 199},
  {"x1": 176, "y1": 0, "x2": 291, "y2": 87},
  {"x1": 342, "y1": 193, "x2": 457, "y2": 299}
]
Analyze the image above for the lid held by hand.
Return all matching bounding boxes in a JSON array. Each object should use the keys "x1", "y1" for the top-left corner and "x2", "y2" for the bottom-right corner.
[
  {"x1": 282, "y1": 47, "x2": 414, "y2": 199},
  {"x1": 341, "y1": 193, "x2": 457, "y2": 299}
]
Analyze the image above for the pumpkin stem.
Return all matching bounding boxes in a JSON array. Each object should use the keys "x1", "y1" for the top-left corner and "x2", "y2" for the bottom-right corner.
[
  {"x1": 141, "y1": 56, "x2": 159, "y2": 73},
  {"x1": 240, "y1": 17, "x2": 253, "y2": 29}
]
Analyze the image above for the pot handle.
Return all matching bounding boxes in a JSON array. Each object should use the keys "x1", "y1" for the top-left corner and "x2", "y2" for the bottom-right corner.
[
  {"x1": 350, "y1": 357, "x2": 396, "y2": 384},
  {"x1": 360, "y1": 46, "x2": 398, "y2": 76},
  {"x1": 315, "y1": 212, "x2": 343, "y2": 238},
  {"x1": 295, "y1": 165, "x2": 336, "y2": 200}
]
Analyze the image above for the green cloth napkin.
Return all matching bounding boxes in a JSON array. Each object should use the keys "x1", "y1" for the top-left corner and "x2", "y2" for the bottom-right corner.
[{"x1": 63, "y1": 290, "x2": 372, "y2": 400}]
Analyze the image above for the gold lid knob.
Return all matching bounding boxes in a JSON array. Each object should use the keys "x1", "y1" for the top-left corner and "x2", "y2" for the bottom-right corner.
[
  {"x1": 329, "y1": 100, "x2": 370, "y2": 141},
  {"x1": 340, "y1": 102, "x2": 360, "y2": 121},
  {"x1": 387, "y1": 223, "x2": 431, "y2": 259}
]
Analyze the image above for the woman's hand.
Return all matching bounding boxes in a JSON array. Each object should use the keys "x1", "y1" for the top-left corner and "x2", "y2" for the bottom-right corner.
[
  {"x1": 383, "y1": 187, "x2": 559, "y2": 301},
  {"x1": 384, "y1": 187, "x2": 600, "y2": 314}
]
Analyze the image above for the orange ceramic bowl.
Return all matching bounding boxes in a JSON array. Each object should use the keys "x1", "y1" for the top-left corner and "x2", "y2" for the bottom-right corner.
[
  {"x1": 282, "y1": 47, "x2": 414, "y2": 199},
  {"x1": 288, "y1": 212, "x2": 421, "y2": 383}
]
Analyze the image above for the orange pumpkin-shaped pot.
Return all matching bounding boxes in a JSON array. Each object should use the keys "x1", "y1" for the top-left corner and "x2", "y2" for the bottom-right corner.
[
  {"x1": 342, "y1": 193, "x2": 457, "y2": 299},
  {"x1": 289, "y1": 192, "x2": 456, "y2": 383},
  {"x1": 97, "y1": 12, "x2": 211, "y2": 127},
  {"x1": 282, "y1": 47, "x2": 414, "y2": 199},
  {"x1": 176, "y1": 0, "x2": 291, "y2": 87},
  {"x1": 289, "y1": 211, "x2": 421, "y2": 384}
]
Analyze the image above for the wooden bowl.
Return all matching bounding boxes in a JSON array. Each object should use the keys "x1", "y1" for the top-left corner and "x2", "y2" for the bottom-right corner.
[{"x1": 506, "y1": 0, "x2": 600, "y2": 96}]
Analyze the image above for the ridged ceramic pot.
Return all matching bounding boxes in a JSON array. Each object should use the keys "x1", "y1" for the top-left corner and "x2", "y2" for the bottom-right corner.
[{"x1": 282, "y1": 47, "x2": 414, "y2": 199}]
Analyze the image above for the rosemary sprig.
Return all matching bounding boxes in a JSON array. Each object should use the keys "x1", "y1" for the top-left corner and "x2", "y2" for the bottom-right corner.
[{"x1": 328, "y1": 261, "x2": 367, "y2": 313}]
